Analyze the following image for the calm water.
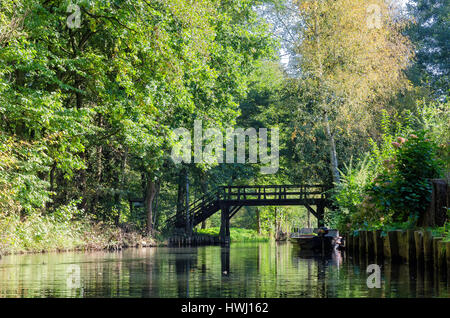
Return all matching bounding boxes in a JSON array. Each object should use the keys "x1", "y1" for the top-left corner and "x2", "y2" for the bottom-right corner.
[{"x1": 0, "y1": 242, "x2": 448, "y2": 298}]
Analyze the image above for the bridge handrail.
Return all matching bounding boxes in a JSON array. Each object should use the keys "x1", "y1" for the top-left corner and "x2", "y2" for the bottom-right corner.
[
  {"x1": 221, "y1": 185, "x2": 327, "y2": 200},
  {"x1": 223, "y1": 185, "x2": 325, "y2": 188},
  {"x1": 165, "y1": 186, "x2": 223, "y2": 226}
]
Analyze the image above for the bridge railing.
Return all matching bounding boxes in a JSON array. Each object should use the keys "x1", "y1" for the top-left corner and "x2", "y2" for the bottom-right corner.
[
  {"x1": 165, "y1": 187, "x2": 223, "y2": 228},
  {"x1": 222, "y1": 185, "x2": 327, "y2": 201}
]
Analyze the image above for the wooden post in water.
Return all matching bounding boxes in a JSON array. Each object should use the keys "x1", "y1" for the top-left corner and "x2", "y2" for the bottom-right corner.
[
  {"x1": 397, "y1": 231, "x2": 407, "y2": 262},
  {"x1": 414, "y1": 231, "x2": 424, "y2": 262},
  {"x1": 373, "y1": 230, "x2": 384, "y2": 261},
  {"x1": 346, "y1": 233, "x2": 352, "y2": 252},
  {"x1": 437, "y1": 241, "x2": 446, "y2": 270},
  {"x1": 353, "y1": 233, "x2": 359, "y2": 256},
  {"x1": 316, "y1": 202, "x2": 325, "y2": 227},
  {"x1": 405, "y1": 230, "x2": 415, "y2": 263},
  {"x1": 384, "y1": 231, "x2": 400, "y2": 262},
  {"x1": 219, "y1": 204, "x2": 230, "y2": 246},
  {"x1": 433, "y1": 237, "x2": 442, "y2": 268},
  {"x1": 221, "y1": 247, "x2": 230, "y2": 276},
  {"x1": 446, "y1": 242, "x2": 450, "y2": 275},
  {"x1": 359, "y1": 230, "x2": 366, "y2": 255},
  {"x1": 366, "y1": 230, "x2": 374, "y2": 259},
  {"x1": 423, "y1": 230, "x2": 433, "y2": 263}
]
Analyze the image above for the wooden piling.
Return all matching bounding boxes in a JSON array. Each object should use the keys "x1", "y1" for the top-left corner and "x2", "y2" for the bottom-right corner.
[
  {"x1": 437, "y1": 241, "x2": 446, "y2": 271},
  {"x1": 433, "y1": 237, "x2": 442, "y2": 268},
  {"x1": 346, "y1": 233, "x2": 352, "y2": 251},
  {"x1": 383, "y1": 232, "x2": 390, "y2": 259},
  {"x1": 423, "y1": 230, "x2": 433, "y2": 263},
  {"x1": 397, "y1": 230, "x2": 407, "y2": 262},
  {"x1": 366, "y1": 230, "x2": 374, "y2": 258},
  {"x1": 359, "y1": 230, "x2": 367, "y2": 255},
  {"x1": 219, "y1": 205, "x2": 230, "y2": 246},
  {"x1": 396, "y1": 230, "x2": 415, "y2": 263},
  {"x1": 384, "y1": 230, "x2": 400, "y2": 261},
  {"x1": 414, "y1": 231, "x2": 424, "y2": 262},
  {"x1": 406, "y1": 229, "x2": 416, "y2": 263},
  {"x1": 446, "y1": 242, "x2": 450, "y2": 270},
  {"x1": 350, "y1": 233, "x2": 354, "y2": 252},
  {"x1": 353, "y1": 233, "x2": 359, "y2": 255},
  {"x1": 373, "y1": 230, "x2": 383, "y2": 260}
]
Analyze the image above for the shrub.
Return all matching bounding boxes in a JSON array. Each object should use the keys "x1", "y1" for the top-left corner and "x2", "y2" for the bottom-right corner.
[
  {"x1": 331, "y1": 117, "x2": 444, "y2": 232},
  {"x1": 364, "y1": 131, "x2": 442, "y2": 223},
  {"x1": 329, "y1": 155, "x2": 371, "y2": 232}
]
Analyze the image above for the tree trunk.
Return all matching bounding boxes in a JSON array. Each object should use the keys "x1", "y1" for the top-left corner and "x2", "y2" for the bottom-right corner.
[
  {"x1": 176, "y1": 167, "x2": 187, "y2": 227},
  {"x1": 92, "y1": 144, "x2": 103, "y2": 219},
  {"x1": 45, "y1": 162, "x2": 57, "y2": 211},
  {"x1": 324, "y1": 111, "x2": 340, "y2": 185},
  {"x1": 115, "y1": 149, "x2": 128, "y2": 226},
  {"x1": 145, "y1": 176, "x2": 157, "y2": 236},
  {"x1": 177, "y1": 168, "x2": 187, "y2": 213},
  {"x1": 152, "y1": 181, "x2": 161, "y2": 230},
  {"x1": 314, "y1": 7, "x2": 340, "y2": 186},
  {"x1": 80, "y1": 151, "x2": 88, "y2": 211}
]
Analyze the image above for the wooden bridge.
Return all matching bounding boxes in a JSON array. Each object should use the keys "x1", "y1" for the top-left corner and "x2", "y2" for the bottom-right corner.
[{"x1": 166, "y1": 185, "x2": 331, "y2": 245}]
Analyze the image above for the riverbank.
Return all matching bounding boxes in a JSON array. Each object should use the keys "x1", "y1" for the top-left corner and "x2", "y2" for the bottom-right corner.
[
  {"x1": 196, "y1": 227, "x2": 269, "y2": 243},
  {"x1": 0, "y1": 211, "x2": 157, "y2": 257},
  {"x1": 167, "y1": 227, "x2": 269, "y2": 247}
]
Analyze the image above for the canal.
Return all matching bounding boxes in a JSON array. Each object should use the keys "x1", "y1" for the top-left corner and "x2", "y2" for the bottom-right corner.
[{"x1": 0, "y1": 242, "x2": 448, "y2": 298}]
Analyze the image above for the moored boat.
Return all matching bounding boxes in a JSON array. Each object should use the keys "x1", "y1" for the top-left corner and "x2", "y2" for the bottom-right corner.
[{"x1": 290, "y1": 228, "x2": 341, "y2": 252}]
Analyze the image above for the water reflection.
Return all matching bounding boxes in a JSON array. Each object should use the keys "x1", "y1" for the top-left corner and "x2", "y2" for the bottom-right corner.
[
  {"x1": 0, "y1": 242, "x2": 447, "y2": 298},
  {"x1": 221, "y1": 247, "x2": 230, "y2": 277}
]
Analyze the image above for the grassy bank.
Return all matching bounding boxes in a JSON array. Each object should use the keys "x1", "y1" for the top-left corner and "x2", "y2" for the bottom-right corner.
[
  {"x1": 0, "y1": 210, "x2": 155, "y2": 256},
  {"x1": 195, "y1": 227, "x2": 269, "y2": 242}
]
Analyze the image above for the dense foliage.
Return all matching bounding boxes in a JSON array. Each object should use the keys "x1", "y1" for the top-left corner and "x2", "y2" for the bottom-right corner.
[
  {"x1": 0, "y1": 0, "x2": 276, "y2": 252},
  {"x1": 0, "y1": 0, "x2": 448, "y2": 253},
  {"x1": 330, "y1": 107, "x2": 448, "y2": 233}
]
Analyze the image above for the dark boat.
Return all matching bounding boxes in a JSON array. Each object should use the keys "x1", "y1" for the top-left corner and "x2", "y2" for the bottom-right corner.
[{"x1": 290, "y1": 228, "x2": 341, "y2": 252}]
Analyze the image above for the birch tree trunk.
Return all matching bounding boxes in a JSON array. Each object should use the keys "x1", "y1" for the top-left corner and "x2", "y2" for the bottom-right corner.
[{"x1": 324, "y1": 111, "x2": 340, "y2": 185}]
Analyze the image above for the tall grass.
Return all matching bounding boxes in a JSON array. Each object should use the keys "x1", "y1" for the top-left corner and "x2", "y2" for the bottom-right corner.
[
  {"x1": 0, "y1": 202, "x2": 151, "y2": 255},
  {"x1": 195, "y1": 227, "x2": 269, "y2": 242}
]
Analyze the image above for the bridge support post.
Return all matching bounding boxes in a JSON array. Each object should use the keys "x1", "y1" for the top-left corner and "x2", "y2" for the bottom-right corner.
[
  {"x1": 221, "y1": 247, "x2": 230, "y2": 276},
  {"x1": 317, "y1": 202, "x2": 325, "y2": 227},
  {"x1": 219, "y1": 204, "x2": 230, "y2": 246}
]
